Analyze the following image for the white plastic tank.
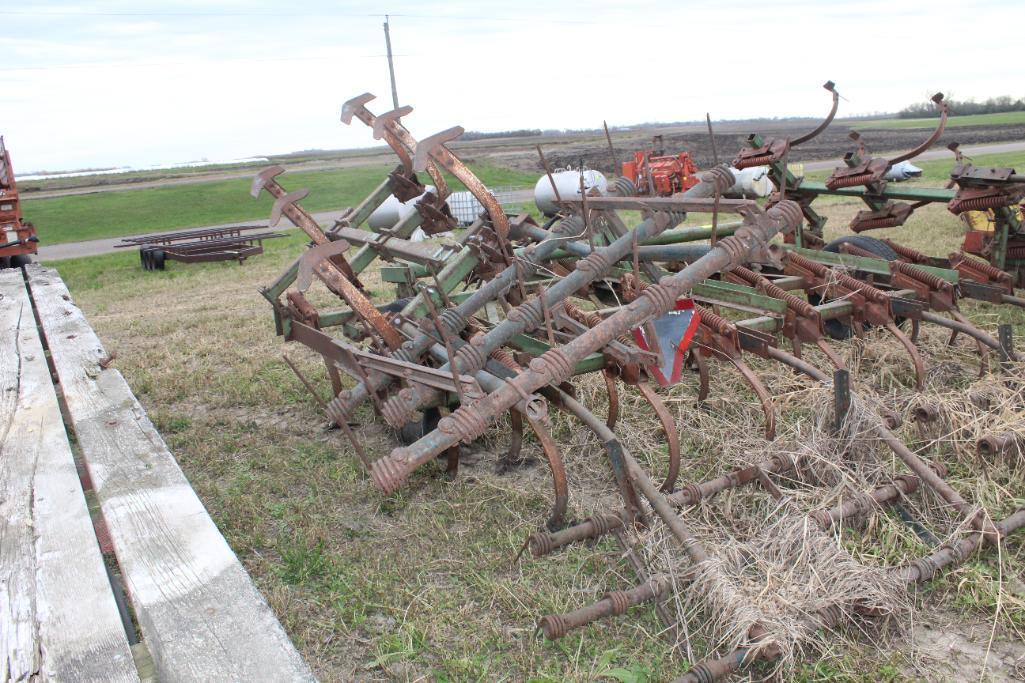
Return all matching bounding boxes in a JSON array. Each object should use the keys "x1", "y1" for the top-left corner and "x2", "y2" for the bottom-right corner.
[
  {"x1": 724, "y1": 166, "x2": 772, "y2": 198},
  {"x1": 367, "y1": 185, "x2": 436, "y2": 232},
  {"x1": 885, "y1": 160, "x2": 923, "y2": 182},
  {"x1": 534, "y1": 169, "x2": 608, "y2": 216}
]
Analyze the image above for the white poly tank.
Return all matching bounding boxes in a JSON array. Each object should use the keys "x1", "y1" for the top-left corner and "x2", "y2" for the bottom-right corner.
[
  {"x1": 724, "y1": 166, "x2": 772, "y2": 198},
  {"x1": 367, "y1": 185, "x2": 436, "y2": 232},
  {"x1": 534, "y1": 169, "x2": 608, "y2": 216}
]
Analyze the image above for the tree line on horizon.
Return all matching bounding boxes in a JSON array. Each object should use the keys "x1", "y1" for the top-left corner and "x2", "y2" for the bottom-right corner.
[{"x1": 898, "y1": 95, "x2": 1025, "y2": 118}]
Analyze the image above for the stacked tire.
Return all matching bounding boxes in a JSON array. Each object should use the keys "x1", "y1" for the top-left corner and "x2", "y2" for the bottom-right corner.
[{"x1": 140, "y1": 248, "x2": 166, "y2": 271}]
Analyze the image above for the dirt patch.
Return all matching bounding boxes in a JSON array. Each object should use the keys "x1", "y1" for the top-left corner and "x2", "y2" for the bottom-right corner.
[{"x1": 909, "y1": 609, "x2": 1025, "y2": 681}]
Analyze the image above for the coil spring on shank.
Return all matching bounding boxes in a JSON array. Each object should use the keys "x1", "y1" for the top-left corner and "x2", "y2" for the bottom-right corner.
[
  {"x1": 826, "y1": 171, "x2": 876, "y2": 189},
  {"x1": 851, "y1": 216, "x2": 901, "y2": 232},
  {"x1": 950, "y1": 194, "x2": 1012, "y2": 213}
]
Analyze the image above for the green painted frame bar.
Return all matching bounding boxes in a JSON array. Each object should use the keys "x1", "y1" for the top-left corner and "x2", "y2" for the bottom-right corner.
[
  {"x1": 340, "y1": 177, "x2": 394, "y2": 231},
  {"x1": 736, "y1": 289, "x2": 918, "y2": 333},
  {"x1": 787, "y1": 246, "x2": 959, "y2": 282},
  {"x1": 347, "y1": 207, "x2": 427, "y2": 274},
  {"x1": 692, "y1": 281, "x2": 789, "y2": 315},
  {"x1": 507, "y1": 334, "x2": 608, "y2": 375},
  {"x1": 797, "y1": 181, "x2": 955, "y2": 203}
]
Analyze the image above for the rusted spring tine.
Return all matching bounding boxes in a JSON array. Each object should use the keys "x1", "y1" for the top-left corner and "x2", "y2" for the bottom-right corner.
[
  {"x1": 977, "y1": 433, "x2": 1020, "y2": 458},
  {"x1": 526, "y1": 513, "x2": 624, "y2": 558},
  {"x1": 693, "y1": 351, "x2": 711, "y2": 401},
  {"x1": 893, "y1": 507, "x2": 1025, "y2": 585},
  {"x1": 885, "y1": 321, "x2": 926, "y2": 390},
  {"x1": 726, "y1": 354, "x2": 776, "y2": 440},
  {"x1": 665, "y1": 452, "x2": 795, "y2": 507},
  {"x1": 949, "y1": 309, "x2": 990, "y2": 375},
  {"x1": 503, "y1": 409, "x2": 525, "y2": 468},
  {"x1": 889, "y1": 93, "x2": 948, "y2": 166},
  {"x1": 444, "y1": 445, "x2": 460, "y2": 478},
  {"x1": 791, "y1": 80, "x2": 840, "y2": 147},
  {"x1": 526, "y1": 416, "x2": 570, "y2": 531},
  {"x1": 538, "y1": 575, "x2": 672, "y2": 639},
  {"x1": 634, "y1": 380, "x2": 682, "y2": 492},
  {"x1": 603, "y1": 368, "x2": 621, "y2": 430},
  {"x1": 787, "y1": 251, "x2": 890, "y2": 304},
  {"x1": 808, "y1": 474, "x2": 920, "y2": 529},
  {"x1": 920, "y1": 310, "x2": 1020, "y2": 360},
  {"x1": 815, "y1": 338, "x2": 848, "y2": 370}
]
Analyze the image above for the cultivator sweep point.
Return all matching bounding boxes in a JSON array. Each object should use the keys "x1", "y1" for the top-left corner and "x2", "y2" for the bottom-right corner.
[{"x1": 258, "y1": 86, "x2": 1025, "y2": 680}]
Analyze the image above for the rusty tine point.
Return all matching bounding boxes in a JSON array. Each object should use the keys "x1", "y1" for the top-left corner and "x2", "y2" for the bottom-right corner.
[
  {"x1": 341, "y1": 92, "x2": 376, "y2": 125},
  {"x1": 413, "y1": 127, "x2": 465, "y2": 173},
  {"x1": 372, "y1": 106, "x2": 413, "y2": 140},
  {"x1": 251, "y1": 165, "x2": 285, "y2": 198},
  {"x1": 270, "y1": 189, "x2": 311, "y2": 227}
]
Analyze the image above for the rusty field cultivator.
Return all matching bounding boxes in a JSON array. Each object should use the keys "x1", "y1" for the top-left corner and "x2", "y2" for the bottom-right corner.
[{"x1": 255, "y1": 87, "x2": 1025, "y2": 680}]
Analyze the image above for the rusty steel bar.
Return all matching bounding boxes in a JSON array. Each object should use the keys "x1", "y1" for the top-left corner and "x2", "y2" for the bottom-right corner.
[
  {"x1": 371, "y1": 200, "x2": 803, "y2": 494},
  {"x1": 892, "y1": 507, "x2": 1025, "y2": 585},
  {"x1": 918, "y1": 310, "x2": 1022, "y2": 360},
  {"x1": 665, "y1": 453, "x2": 795, "y2": 508},
  {"x1": 538, "y1": 575, "x2": 672, "y2": 639},
  {"x1": 808, "y1": 474, "x2": 921, "y2": 529},
  {"x1": 526, "y1": 513, "x2": 624, "y2": 558}
]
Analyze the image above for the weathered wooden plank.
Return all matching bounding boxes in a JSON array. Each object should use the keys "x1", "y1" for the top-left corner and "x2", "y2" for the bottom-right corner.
[
  {"x1": 0, "y1": 269, "x2": 138, "y2": 682},
  {"x1": 25, "y1": 266, "x2": 315, "y2": 682}
]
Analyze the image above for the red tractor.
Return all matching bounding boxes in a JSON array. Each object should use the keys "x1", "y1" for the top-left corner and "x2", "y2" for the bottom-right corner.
[
  {"x1": 620, "y1": 135, "x2": 700, "y2": 196},
  {"x1": 0, "y1": 136, "x2": 38, "y2": 268}
]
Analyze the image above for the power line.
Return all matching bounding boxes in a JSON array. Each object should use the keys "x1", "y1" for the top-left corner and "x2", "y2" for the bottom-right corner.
[
  {"x1": 0, "y1": 54, "x2": 417, "y2": 73},
  {"x1": 0, "y1": 8, "x2": 611, "y2": 24}
]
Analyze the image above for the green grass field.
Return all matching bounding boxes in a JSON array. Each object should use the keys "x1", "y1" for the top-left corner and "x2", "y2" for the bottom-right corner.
[
  {"x1": 851, "y1": 110, "x2": 1025, "y2": 130},
  {"x1": 24, "y1": 163, "x2": 537, "y2": 245}
]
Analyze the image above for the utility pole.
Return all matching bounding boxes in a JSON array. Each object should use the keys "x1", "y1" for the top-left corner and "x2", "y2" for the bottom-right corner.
[{"x1": 383, "y1": 15, "x2": 399, "y2": 110}]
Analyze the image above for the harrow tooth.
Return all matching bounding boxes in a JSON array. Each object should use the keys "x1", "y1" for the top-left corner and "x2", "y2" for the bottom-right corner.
[
  {"x1": 269, "y1": 188, "x2": 310, "y2": 227},
  {"x1": 340, "y1": 92, "x2": 376, "y2": 124},
  {"x1": 412, "y1": 126, "x2": 465, "y2": 173},
  {"x1": 371, "y1": 105, "x2": 413, "y2": 140},
  {"x1": 250, "y1": 164, "x2": 286, "y2": 198}
]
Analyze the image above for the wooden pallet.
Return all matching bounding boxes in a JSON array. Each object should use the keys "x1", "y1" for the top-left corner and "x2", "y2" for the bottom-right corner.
[{"x1": 1, "y1": 265, "x2": 315, "y2": 681}]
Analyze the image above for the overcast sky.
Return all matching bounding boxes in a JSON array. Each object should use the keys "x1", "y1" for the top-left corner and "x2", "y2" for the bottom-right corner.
[{"x1": 2, "y1": 0, "x2": 1020, "y2": 172}]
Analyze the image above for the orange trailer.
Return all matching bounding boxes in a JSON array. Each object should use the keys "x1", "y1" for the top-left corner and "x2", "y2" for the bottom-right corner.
[{"x1": 0, "y1": 136, "x2": 38, "y2": 268}]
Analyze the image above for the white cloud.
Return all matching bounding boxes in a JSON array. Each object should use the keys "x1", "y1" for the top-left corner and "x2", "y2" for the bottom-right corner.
[{"x1": 1, "y1": 0, "x2": 1022, "y2": 170}]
